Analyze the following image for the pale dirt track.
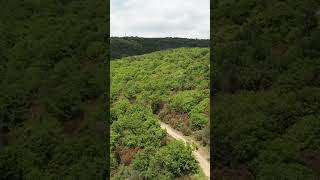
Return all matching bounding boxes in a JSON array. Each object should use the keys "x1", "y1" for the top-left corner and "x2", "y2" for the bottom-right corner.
[{"x1": 160, "y1": 122, "x2": 210, "y2": 178}]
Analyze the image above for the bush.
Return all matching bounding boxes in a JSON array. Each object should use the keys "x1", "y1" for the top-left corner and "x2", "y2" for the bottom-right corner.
[
  {"x1": 148, "y1": 140, "x2": 198, "y2": 178},
  {"x1": 169, "y1": 90, "x2": 202, "y2": 113},
  {"x1": 190, "y1": 113, "x2": 208, "y2": 130}
]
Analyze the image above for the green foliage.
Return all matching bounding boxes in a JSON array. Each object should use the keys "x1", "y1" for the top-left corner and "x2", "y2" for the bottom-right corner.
[
  {"x1": 111, "y1": 37, "x2": 209, "y2": 59},
  {"x1": 132, "y1": 141, "x2": 198, "y2": 179},
  {"x1": 0, "y1": 118, "x2": 107, "y2": 179},
  {"x1": 111, "y1": 48, "x2": 209, "y2": 135},
  {"x1": 111, "y1": 48, "x2": 208, "y2": 178},
  {"x1": 0, "y1": 0, "x2": 108, "y2": 179},
  {"x1": 111, "y1": 104, "x2": 166, "y2": 148},
  {"x1": 256, "y1": 163, "x2": 318, "y2": 180},
  {"x1": 110, "y1": 103, "x2": 199, "y2": 179},
  {"x1": 189, "y1": 98, "x2": 209, "y2": 130},
  {"x1": 190, "y1": 113, "x2": 208, "y2": 130},
  {"x1": 131, "y1": 146, "x2": 158, "y2": 177},
  {"x1": 213, "y1": 0, "x2": 320, "y2": 177},
  {"x1": 112, "y1": 166, "x2": 143, "y2": 180},
  {"x1": 169, "y1": 90, "x2": 203, "y2": 113},
  {"x1": 150, "y1": 140, "x2": 198, "y2": 177},
  {"x1": 110, "y1": 99, "x2": 130, "y2": 123}
]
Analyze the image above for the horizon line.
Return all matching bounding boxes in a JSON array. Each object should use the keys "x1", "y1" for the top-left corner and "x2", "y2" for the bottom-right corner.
[{"x1": 110, "y1": 36, "x2": 210, "y2": 40}]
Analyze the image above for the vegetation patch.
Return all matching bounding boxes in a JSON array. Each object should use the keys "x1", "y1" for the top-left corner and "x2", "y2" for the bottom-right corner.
[{"x1": 111, "y1": 48, "x2": 209, "y2": 179}]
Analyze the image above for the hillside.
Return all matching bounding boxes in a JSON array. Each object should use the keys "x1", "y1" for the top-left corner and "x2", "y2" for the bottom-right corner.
[
  {"x1": 212, "y1": 0, "x2": 320, "y2": 178},
  {"x1": 111, "y1": 37, "x2": 209, "y2": 59},
  {"x1": 110, "y1": 48, "x2": 210, "y2": 179}
]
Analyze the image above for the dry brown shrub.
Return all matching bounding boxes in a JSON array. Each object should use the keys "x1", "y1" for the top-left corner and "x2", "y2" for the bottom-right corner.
[
  {"x1": 116, "y1": 146, "x2": 141, "y2": 165},
  {"x1": 158, "y1": 107, "x2": 192, "y2": 135}
]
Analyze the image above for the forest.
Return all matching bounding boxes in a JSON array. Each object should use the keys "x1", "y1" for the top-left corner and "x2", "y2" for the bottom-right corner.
[
  {"x1": 111, "y1": 37, "x2": 209, "y2": 59},
  {"x1": 2, "y1": 0, "x2": 319, "y2": 179},
  {"x1": 110, "y1": 48, "x2": 210, "y2": 179},
  {"x1": 0, "y1": 0, "x2": 210, "y2": 179},
  {"x1": 212, "y1": 0, "x2": 320, "y2": 179},
  {"x1": 0, "y1": 0, "x2": 109, "y2": 179}
]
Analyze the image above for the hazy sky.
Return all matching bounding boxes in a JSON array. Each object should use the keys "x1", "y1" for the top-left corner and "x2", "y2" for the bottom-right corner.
[{"x1": 111, "y1": 0, "x2": 210, "y2": 39}]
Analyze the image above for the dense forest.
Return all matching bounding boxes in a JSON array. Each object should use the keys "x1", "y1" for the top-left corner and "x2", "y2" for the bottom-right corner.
[
  {"x1": 0, "y1": 1, "x2": 210, "y2": 179},
  {"x1": 111, "y1": 37, "x2": 209, "y2": 59},
  {"x1": 212, "y1": 0, "x2": 320, "y2": 179},
  {"x1": 110, "y1": 48, "x2": 210, "y2": 179},
  {"x1": 3, "y1": 0, "x2": 319, "y2": 179},
  {"x1": 0, "y1": 0, "x2": 109, "y2": 179}
]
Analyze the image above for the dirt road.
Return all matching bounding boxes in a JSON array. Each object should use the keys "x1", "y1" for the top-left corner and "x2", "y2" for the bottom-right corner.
[{"x1": 160, "y1": 122, "x2": 210, "y2": 178}]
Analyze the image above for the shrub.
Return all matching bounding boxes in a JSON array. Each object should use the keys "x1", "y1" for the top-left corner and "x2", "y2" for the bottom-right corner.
[
  {"x1": 190, "y1": 113, "x2": 208, "y2": 130},
  {"x1": 169, "y1": 90, "x2": 202, "y2": 113},
  {"x1": 147, "y1": 140, "x2": 198, "y2": 178}
]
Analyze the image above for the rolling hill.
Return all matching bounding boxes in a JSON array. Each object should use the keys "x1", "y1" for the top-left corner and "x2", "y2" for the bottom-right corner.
[{"x1": 110, "y1": 47, "x2": 210, "y2": 179}]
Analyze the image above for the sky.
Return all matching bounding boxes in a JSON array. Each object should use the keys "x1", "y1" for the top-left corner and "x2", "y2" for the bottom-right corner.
[{"x1": 111, "y1": 0, "x2": 210, "y2": 39}]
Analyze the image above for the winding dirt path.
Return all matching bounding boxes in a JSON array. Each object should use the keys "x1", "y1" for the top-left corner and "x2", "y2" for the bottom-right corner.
[{"x1": 160, "y1": 122, "x2": 210, "y2": 178}]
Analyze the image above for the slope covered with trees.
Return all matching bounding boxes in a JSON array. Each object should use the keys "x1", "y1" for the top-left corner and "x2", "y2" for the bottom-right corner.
[
  {"x1": 212, "y1": 0, "x2": 320, "y2": 179},
  {"x1": 111, "y1": 48, "x2": 210, "y2": 179},
  {"x1": 0, "y1": 0, "x2": 108, "y2": 179},
  {"x1": 111, "y1": 37, "x2": 209, "y2": 59}
]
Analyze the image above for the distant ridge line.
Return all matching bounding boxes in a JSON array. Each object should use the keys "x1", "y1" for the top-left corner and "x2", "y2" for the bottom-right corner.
[{"x1": 111, "y1": 37, "x2": 209, "y2": 59}]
